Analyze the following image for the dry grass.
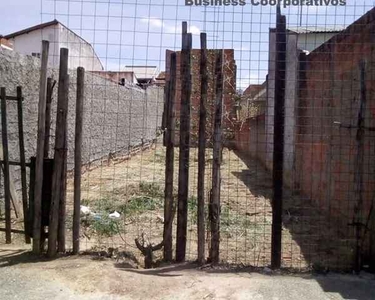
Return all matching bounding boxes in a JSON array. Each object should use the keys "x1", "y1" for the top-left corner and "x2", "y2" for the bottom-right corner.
[{"x1": 0, "y1": 138, "x2": 354, "y2": 270}]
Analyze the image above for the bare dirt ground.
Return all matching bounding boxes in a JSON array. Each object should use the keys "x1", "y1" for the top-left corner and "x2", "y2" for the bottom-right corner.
[
  {"x1": 0, "y1": 141, "x2": 355, "y2": 270},
  {"x1": 63, "y1": 142, "x2": 354, "y2": 270},
  {"x1": 0, "y1": 245, "x2": 374, "y2": 300}
]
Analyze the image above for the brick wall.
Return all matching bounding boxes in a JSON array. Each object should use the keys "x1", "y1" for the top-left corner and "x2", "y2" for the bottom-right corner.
[
  {"x1": 295, "y1": 8, "x2": 375, "y2": 262},
  {"x1": 166, "y1": 49, "x2": 236, "y2": 145},
  {"x1": 232, "y1": 114, "x2": 267, "y2": 167}
]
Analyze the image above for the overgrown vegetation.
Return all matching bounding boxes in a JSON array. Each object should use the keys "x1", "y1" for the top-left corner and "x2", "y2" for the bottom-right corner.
[{"x1": 81, "y1": 182, "x2": 164, "y2": 238}]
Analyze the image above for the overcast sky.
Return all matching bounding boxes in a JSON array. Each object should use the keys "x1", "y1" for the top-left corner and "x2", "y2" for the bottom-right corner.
[{"x1": 1, "y1": 0, "x2": 373, "y2": 89}]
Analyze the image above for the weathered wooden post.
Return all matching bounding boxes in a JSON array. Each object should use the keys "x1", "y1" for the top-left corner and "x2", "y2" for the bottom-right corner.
[
  {"x1": 1, "y1": 87, "x2": 11, "y2": 244},
  {"x1": 73, "y1": 67, "x2": 85, "y2": 254},
  {"x1": 163, "y1": 53, "x2": 177, "y2": 262},
  {"x1": 209, "y1": 50, "x2": 224, "y2": 264},
  {"x1": 197, "y1": 32, "x2": 208, "y2": 265},
  {"x1": 271, "y1": 7, "x2": 286, "y2": 269},
  {"x1": 176, "y1": 22, "x2": 192, "y2": 262},
  {"x1": 44, "y1": 78, "x2": 56, "y2": 158},
  {"x1": 33, "y1": 40, "x2": 49, "y2": 254},
  {"x1": 17, "y1": 86, "x2": 31, "y2": 244},
  {"x1": 48, "y1": 48, "x2": 69, "y2": 257},
  {"x1": 58, "y1": 133, "x2": 68, "y2": 253}
]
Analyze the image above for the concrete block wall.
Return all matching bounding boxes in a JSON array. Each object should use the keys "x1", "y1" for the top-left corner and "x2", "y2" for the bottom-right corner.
[{"x1": 0, "y1": 48, "x2": 163, "y2": 188}]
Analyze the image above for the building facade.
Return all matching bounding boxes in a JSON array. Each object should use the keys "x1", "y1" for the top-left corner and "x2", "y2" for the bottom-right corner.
[{"x1": 5, "y1": 20, "x2": 103, "y2": 71}]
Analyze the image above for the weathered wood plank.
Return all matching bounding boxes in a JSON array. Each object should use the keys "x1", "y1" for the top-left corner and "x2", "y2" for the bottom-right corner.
[
  {"x1": 176, "y1": 23, "x2": 192, "y2": 262},
  {"x1": 73, "y1": 67, "x2": 85, "y2": 254},
  {"x1": 271, "y1": 8, "x2": 286, "y2": 269},
  {"x1": 1, "y1": 87, "x2": 11, "y2": 243},
  {"x1": 33, "y1": 40, "x2": 50, "y2": 254},
  {"x1": 17, "y1": 86, "x2": 31, "y2": 244},
  {"x1": 209, "y1": 50, "x2": 224, "y2": 264},
  {"x1": 163, "y1": 53, "x2": 176, "y2": 262},
  {"x1": 48, "y1": 48, "x2": 69, "y2": 257},
  {"x1": 44, "y1": 78, "x2": 56, "y2": 158},
  {"x1": 197, "y1": 32, "x2": 208, "y2": 265}
]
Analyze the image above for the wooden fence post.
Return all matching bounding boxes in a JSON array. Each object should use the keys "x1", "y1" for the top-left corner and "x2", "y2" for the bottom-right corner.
[
  {"x1": 163, "y1": 53, "x2": 176, "y2": 262},
  {"x1": 58, "y1": 129, "x2": 68, "y2": 253},
  {"x1": 1, "y1": 87, "x2": 11, "y2": 244},
  {"x1": 271, "y1": 7, "x2": 286, "y2": 269},
  {"x1": 176, "y1": 22, "x2": 192, "y2": 262},
  {"x1": 73, "y1": 67, "x2": 85, "y2": 254},
  {"x1": 33, "y1": 40, "x2": 49, "y2": 254},
  {"x1": 48, "y1": 48, "x2": 69, "y2": 257},
  {"x1": 209, "y1": 50, "x2": 224, "y2": 264},
  {"x1": 44, "y1": 78, "x2": 56, "y2": 158},
  {"x1": 197, "y1": 32, "x2": 208, "y2": 265},
  {"x1": 17, "y1": 86, "x2": 31, "y2": 244}
]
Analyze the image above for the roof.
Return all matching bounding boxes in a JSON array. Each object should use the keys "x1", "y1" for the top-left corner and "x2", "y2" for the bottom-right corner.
[
  {"x1": 4, "y1": 19, "x2": 104, "y2": 70},
  {"x1": 287, "y1": 25, "x2": 346, "y2": 34},
  {"x1": 124, "y1": 66, "x2": 159, "y2": 80},
  {"x1": 4, "y1": 20, "x2": 59, "y2": 39}
]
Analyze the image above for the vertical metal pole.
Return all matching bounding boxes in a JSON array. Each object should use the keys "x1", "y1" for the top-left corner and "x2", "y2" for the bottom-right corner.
[
  {"x1": 210, "y1": 50, "x2": 224, "y2": 264},
  {"x1": 17, "y1": 86, "x2": 31, "y2": 244},
  {"x1": 48, "y1": 48, "x2": 69, "y2": 257},
  {"x1": 271, "y1": 8, "x2": 286, "y2": 269},
  {"x1": 1, "y1": 87, "x2": 11, "y2": 244},
  {"x1": 163, "y1": 54, "x2": 176, "y2": 262},
  {"x1": 73, "y1": 67, "x2": 85, "y2": 254},
  {"x1": 33, "y1": 40, "x2": 49, "y2": 254},
  {"x1": 197, "y1": 32, "x2": 208, "y2": 265},
  {"x1": 176, "y1": 22, "x2": 192, "y2": 262}
]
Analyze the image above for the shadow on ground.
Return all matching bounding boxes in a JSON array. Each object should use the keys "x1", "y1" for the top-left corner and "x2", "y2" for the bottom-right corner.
[{"x1": 232, "y1": 149, "x2": 356, "y2": 272}]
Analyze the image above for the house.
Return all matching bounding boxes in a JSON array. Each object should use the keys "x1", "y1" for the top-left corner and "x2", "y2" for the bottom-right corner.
[
  {"x1": 264, "y1": 26, "x2": 345, "y2": 173},
  {"x1": 154, "y1": 71, "x2": 166, "y2": 87},
  {"x1": 287, "y1": 25, "x2": 346, "y2": 53},
  {"x1": 239, "y1": 81, "x2": 267, "y2": 120},
  {"x1": 124, "y1": 66, "x2": 159, "y2": 87},
  {"x1": 90, "y1": 71, "x2": 138, "y2": 86},
  {"x1": 4, "y1": 20, "x2": 103, "y2": 71},
  {"x1": 0, "y1": 36, "x2": 13, "y2": 50}
]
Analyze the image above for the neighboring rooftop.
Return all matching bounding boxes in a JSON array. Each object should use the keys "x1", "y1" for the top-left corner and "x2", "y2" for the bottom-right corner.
[
  {"x1": 287, "y1": 25, "x2": 346, "y2": 34},
  {"x1": 4, "y1": 20, "x2": 59, "y2": 39},
  {"x1": 124, "y1": 66, "x2": 159, "y2": 80}
]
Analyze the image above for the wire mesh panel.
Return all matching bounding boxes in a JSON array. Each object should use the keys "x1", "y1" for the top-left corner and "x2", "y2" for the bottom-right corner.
[{"x1": 0, "y1": 0, "x2": 373, "y2": 271}]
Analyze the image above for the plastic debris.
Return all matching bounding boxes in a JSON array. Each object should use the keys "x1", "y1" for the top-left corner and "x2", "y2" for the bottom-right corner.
[
  {"x1": 80, "y1": 205, "x2": 91, "y2": 216},
  {"x1": 109, "y1": 211, "x2": 121, "y2": 219}
]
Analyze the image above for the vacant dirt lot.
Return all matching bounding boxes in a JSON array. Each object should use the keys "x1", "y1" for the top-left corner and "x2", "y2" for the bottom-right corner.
[
  {"x1": 0, "y1": 141, "x2": 355, "y2": 270},
  {"x1": 62, "y1": 142, "x2": 353, "y2": 270},
  {"x1": 0, "y1": 246, "x2": 374, "y2": 300}
]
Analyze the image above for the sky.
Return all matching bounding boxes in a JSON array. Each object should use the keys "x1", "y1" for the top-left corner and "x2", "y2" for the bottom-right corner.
[{"x1": 1, "y1": 0, "x2": 374, "y2": 89}]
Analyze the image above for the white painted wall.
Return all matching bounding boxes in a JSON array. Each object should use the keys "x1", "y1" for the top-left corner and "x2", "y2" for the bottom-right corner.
[
  {"x1": 8, "y1": 23, "x2": 103, "y2": 71},
  {"x1": 9, "y1": 25, "x2": 60, "y2": 67},
  {"x1": 59, "y1": 25, "x2": 103, "y2": 71},
  {"x1": 297, "y1": 32, "x2": 338, "y2": 52}
]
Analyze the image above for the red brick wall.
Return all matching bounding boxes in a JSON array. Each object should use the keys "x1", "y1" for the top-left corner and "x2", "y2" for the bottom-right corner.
[
  {"x1": 166, "y1": 49, "x2": 236, "y2": 145},
  {"x1": 294, "y1": 8, "x2": 375, "y2": 258},
  {"x1": 232, "y1": 114, "x2": 267, "y2": 168}
]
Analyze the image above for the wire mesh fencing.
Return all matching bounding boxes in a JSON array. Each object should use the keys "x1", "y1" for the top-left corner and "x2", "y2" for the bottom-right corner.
[{"x1": 0, "y1": 0, "x2": 374, "y2": 272}]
